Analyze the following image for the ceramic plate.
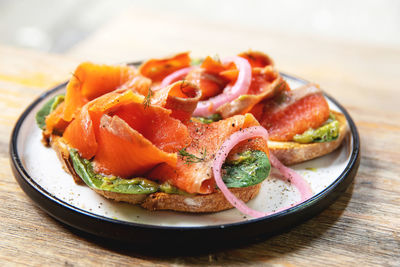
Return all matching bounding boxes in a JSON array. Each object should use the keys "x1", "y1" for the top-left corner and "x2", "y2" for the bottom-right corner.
[{"x1": 10, "y1": 72, "x2": 360, "y2": 248}]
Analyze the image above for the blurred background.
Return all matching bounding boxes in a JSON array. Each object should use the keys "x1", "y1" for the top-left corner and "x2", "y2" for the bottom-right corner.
[
  {"x1": 1, "y1": 0, "x2": 399, "y2": 53},
  {"x1": 1, "y1": 0, "x2": 398, "y2": 111}
]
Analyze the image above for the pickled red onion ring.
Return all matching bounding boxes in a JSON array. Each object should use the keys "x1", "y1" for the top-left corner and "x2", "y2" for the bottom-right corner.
[
  {"x1": 212, "y1": 126, "x2": 313, "y2": 219},
  {"x1": 212, "y1": 126, "x2": 270, "y2": 218},
  {"x1": 193, "y1": 56, "x2": 252, "y2": 117},
  {"x1": 159, "y1": 67, "x2": 195, "y2": 89},
  {"x1": 268, "y1": 153, "x2": 313, "y2": 202}
]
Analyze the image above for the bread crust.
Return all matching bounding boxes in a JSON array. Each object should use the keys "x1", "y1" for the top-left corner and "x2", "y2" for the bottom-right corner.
[
  {"x1": 93, "y1": 189, "x2": 147, "y2": 204},
  {"x1": 50, "y1": 135, "x2": 84, "y2": 185},
  {"x1": 268, "y1": 111, "x2": 348, "y2": 165},
  {"x1": 49, "y1": 135, "x2": 261, "y2": 212},
  {"x1": 141, "y1": 185, "x2": 260, "y2": 212}
]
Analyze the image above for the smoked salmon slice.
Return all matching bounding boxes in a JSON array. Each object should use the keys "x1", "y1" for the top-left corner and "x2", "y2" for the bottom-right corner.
[
  {"x1": 184, "y1": 51, "x2": 287, "y2": 118},
  {"x1": 148, "y1": 114, "x2": 269, "y2": 194},
  {"x1": 45, "y1": 62, "x2": 139, "y2": 136},
  {"x1": 63, "y1": 90, "x2": 191, "y2": 177},
  {"x1": 186, "y1": 67, "x2": 228, "y2": 101},
  {"x1": 93, "y1": 114, "x2": 177, "y2": 177},
  {"x1": 44, "y1": 101, "x2": 69, "y2": 135},
  {"x1": 139, "y1": 52, "x2": 191, "y2": 83},
  {"x1": 151, "y1": 80, "x2": 201, "y2": 123},
  {"x1": 200, "y1": 56, "x2": 226, "y2": 73},
  {"x1": 63, "y1": 62, "x2": 136, "y2": 122},
  {"x1": 250, "y1": 83, "x2": 330, "y2": 141},
  {"x1": 216, "y1": 66, "x2": 289, "y2": 118},
  {"x1": 238, "y1": 50, "x2": 274, "y2": 68}
]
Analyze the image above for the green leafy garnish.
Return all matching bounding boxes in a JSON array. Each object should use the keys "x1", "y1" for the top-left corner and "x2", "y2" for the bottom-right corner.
[
  {"x1": 143, "y1": 88, "x2": 153, "y2": 109},
  {"x1": 178, "y1": 147, "x2": 207, "y2": 164},
  {"x1": 191, "y1": 58, "x2": 204, "y2": 66},
  {"x1": 70, "y1": 148, "x2": 270, "y2": 195},
  {"x1": 69, "y1": 149, "x2": 159, "y2": 194},
  {"x1": 194, "y1": 113, "x2": 222, "y2": 124},
  {"x1": 222, "y1": 150, "x2": 271, "y2": 188},
  {"x1": 35, "y1": 94, "x2": 65, "y2": 129}
]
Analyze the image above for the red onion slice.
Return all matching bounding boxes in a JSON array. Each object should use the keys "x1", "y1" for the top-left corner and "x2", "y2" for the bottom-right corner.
[
  {"x1": 193, "y1": 56, "x2": 252, "y2": 117},
  {"x1": 159, "y1": 67, "x2": 195, "y2": 89},
  {"x1": 269, "y1": 154, "x2": 313, "y2": 202},
  {"x1": 212, "y1": 126, "x2": 313, "y2": 219}
]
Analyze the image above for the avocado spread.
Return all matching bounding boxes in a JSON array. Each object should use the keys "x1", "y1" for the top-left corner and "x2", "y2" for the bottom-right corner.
[
  {"x1": 293, "y1": 113, "x2": 339, "y2": 144},
  {"x1": 193, "y1": 113, "x2": 222, "y2": 124}
]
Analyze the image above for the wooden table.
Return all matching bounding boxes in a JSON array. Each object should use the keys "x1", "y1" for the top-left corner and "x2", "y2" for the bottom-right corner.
[{"x1": 1, "y1": 9, "x2": 399, "y2": 266}]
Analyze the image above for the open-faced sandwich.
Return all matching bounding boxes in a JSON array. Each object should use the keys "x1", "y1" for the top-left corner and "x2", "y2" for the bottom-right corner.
[{"x1": 35, "y1": 51, "x2": 348, "y2": 218}]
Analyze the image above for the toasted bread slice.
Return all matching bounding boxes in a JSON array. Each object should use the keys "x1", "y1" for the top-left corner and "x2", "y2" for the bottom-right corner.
[
  {"x1": 50, "y1": 135, "x2": 84, "y2": 185},
  {"x1": 49, "y1": 135, "x2": 261, "y2": 213},
  {"x1": 268, "y1": 111, "x2": 348, "y2": 165},
  {"x1": 141, "y1": 185, "x2": 260, "y2": 212},
  {"x1": 93, "y1": 189, "x2": 148, "y2": 204}
]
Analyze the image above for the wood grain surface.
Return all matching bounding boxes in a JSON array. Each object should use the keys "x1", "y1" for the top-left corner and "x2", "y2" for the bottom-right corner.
[{"x1": 1, "y1": 8, "x2": 399, "y2": 266}]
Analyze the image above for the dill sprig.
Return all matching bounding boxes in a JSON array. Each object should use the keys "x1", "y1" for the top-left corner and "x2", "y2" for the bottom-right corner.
[
  {"x1": 143, "y1": 87, "x2": 153, "y2": 109},
  {"x1": 178, "y1": 147, "x2": 207, "y2": 164}
]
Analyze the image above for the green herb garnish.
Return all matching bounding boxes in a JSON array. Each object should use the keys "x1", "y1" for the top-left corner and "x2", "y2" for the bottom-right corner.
[
  {"x1": 143, "y1": 88, "x2": 153, "y2": 109},
  {"x1": 178, "y1": 147, "x2": 207, "y2": 164}
]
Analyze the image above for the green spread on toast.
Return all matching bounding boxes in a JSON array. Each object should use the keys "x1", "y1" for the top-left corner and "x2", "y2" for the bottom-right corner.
[
  {"x1": 193, "y1": 113, "x2": 222, "y2": 124},
  {"x1": 293, "y1": 113, "x2": 339, "y2": 144}
]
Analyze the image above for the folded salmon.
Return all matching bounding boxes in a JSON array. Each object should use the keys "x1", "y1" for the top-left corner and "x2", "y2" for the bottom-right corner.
[
  {"x1": 63, "y1": 90, "x2": 191, "y2": 177},
  {"x1": 139, "y1": 52, "x2": 191, "y2": 83},
  {"x1": 185, "y1": 67, "x2": 228, "y2": 101},
  {"x1": 45, "y1": 62, "x2": 151, "y2": 135},
  {"x1": 63, "y1": 62, "x2": 137, "y2": 121},
  {"x1": 151, "y1": 51, "x2": 289, "y2": 118},
  {"x1": 150, "y1": 80, "x2": 201, "y2": 123},
  {"x1": 216, "y1": 65, "x2": 289, "y2": 118},
  {"x1": 238, "y1": 51, "x2": 274, "y2": 68},
  {"x1": 148, "y1": 114, "x2": 269, "y2": 194},
  {"x1": 45, "y1": 61, "x2": 202, "y2": 137},
  {"x1": 250, "y1": 83, "x2": 330, "y2": 141}
]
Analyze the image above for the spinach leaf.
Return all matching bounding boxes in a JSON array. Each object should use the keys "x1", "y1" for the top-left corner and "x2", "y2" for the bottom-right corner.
[
  {"x1": 70, "y1": 148, "x2": 270, "y2": 194},
  {"x1": 35, "y1": 94, "x2": 65, "y2": 129},
  {"x1": 69, "y1": 149, "x2": 159, "y2": 194},
  {"x1": 222, "y1": 150, "x2": 271, "y2": 188}
]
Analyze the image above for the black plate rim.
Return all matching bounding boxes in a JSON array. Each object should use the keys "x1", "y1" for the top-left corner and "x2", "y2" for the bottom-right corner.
[{"x1": 9, "y1": 72, "x2": 360, "y2": 244}]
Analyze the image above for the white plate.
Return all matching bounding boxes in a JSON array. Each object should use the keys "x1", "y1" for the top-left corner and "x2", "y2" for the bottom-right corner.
[
  {"x1": 18, "y1": 75, "x2": 351, "y2": 226},
  {"x1": 11, "y1": 72, "x2": 360, "y2": 246}
]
